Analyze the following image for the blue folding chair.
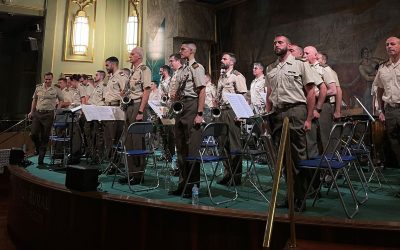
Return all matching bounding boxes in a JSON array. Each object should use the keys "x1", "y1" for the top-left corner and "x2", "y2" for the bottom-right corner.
[
  {"x1": 298, "y1": 123, "x2": 360, "y2": 219},
  {"x1": 112, "y1": 122, "x2": 159, "y2": 192},
  {"x1": 183, "y1": 122, "x2": 238, "y2": 205}
]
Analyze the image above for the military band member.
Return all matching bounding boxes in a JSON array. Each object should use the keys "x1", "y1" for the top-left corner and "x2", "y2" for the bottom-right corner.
[
  {"x1": 149, "y1": 81, "x2": 162, "y2": 102},
  {"x1": 373, "y1": 36, "x2": 400, "y2": 171},
  {"x1": 159, "y1": 65, "x2": 172, "y2": 101},
  {"x1": 158, "y1": 65, "x2": 176, "y2": 163},
  {"x1": 250, "y1": 62, "x2": 266, "y2": 114},
  {"x1": 317, "y1": 52, "x2": 343, "y2": 120},
  {"x1": 289, "y1": 44, "x2": 304, "y2": 58},
  {"x1": 204, "y1": 73, "x2": 216, "y2": 108},
  {"x1": 168, "y1": 41, "x2": 206, "y2": 198},
  {"x1": 85, "y1": 70, "x2": 107, "y2": 163},
  {"x1": 28, "y1": 72, "x2": 64, "y2": 165},
  {"x1": 265, "y1": 35, "x2": 317, "y2": 212},
  {"x1": 103, "y1": 57, "x2": 129, "y2": 159},
  {"x1": 304, "y1": 46, "x2": 337, "y2": 153},
  {"x1": 78, "y1": 74, "x2": 95, "y2": 105},
  {"x1": 117, "y1": 47, "x2": 151, "y2": 185},
  {"x1": 215, "y1": 52, "x2": 247, "y2": 186}
]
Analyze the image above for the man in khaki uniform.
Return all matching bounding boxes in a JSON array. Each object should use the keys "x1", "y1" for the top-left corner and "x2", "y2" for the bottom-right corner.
[
  {"x1": 373, "y1": 36, "x2": 400, "y2": 172},
  {"x1": 250, "y1": 62, "x2": 266, "y2": 114},
  {"x1": 265, "y1": 35, "x2": 317, "y2": 212},
  {"x1": 28, "y1": 72, "x2": 64, "y2": 165},
  {"x1": 158, "y1": 65, "x2": 176, "y2": 162},
  {"x1": 78, "y1": 74, "x2": 95, "y2": 105},
  {"x1": 168, "y1": 42, "x2": 206, "y2": 198},
  {"x1": 304, "y1": 46, "x2": 336, "y2": 153},
  {"x1": 215, "y1": 52, "x2": 247, "y2": 185},
  {"x1": 104, "y1": 57, "x2": 129, "y2": 159},
  {"x1": 117, "y1": 47, "x2": 151, "y2": 185},
  {"x1": 85, "y1": 70, "x2": 107, "y2": 163},
  {"x1": 317, "y1": 52, "x2": 343, "y2": 120}
]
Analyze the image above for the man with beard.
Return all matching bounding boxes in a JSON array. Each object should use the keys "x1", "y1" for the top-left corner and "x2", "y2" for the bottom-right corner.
[
  {"x1": 265, "y1": 35, "x2": 316, "y2": 212},
  {"x1": 103, "y1": 57, "x2": 129, "y2": 160},
  {"x1": 168, "y1": 41, "x2": 206, "y2": 198},
  {"x1": 214, "y1": 52, "x2": 247, "y2": 186}
]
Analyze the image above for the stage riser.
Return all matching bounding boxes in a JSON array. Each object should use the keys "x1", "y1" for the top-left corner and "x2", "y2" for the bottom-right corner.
[{"x1": 7, "y1": 168, "x2": 400, "y2": 250}]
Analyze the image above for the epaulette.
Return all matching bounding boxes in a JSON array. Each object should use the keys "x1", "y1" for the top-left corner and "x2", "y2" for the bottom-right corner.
[
  {"x1": 295, "y1": 57, "x2": 307, "y2": 62},
  {"x1": 103, "y1": 83, "x2": 107, "y2": 87},
  {"x1": 320, "y1": 64, "x2": 328, "y2": 68},
  {"x1": 54, "y1": 83, "x2": 61, "y2": 88},
  {"x1": 232, "y1": 69, "x2": 241, "y2": 76},
  {"x1": 191, "y1": 62, "x2": 199, "y2": 69},
  {"x1": 140, "y1": 65, "x2": 147, "y2": 70},
  {"x1": 119, "y1": 71, "x2": 125, "y2": 76},
  {"x1": 36, "y1": 83, "x2": 42, "y2": 87},
  {"x1": 380, "y1": 59, "x2": 389, "y2": 67}
]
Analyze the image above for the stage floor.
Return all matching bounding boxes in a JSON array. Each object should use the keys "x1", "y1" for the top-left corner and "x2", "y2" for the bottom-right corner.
[{"x1": 23, "y1": 154, "x2": 400, "y2": 227}]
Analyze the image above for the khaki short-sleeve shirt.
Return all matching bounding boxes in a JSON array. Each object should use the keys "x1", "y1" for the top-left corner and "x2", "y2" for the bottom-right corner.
[
  {"x1": 33, "y1": 83, "x2": 64, "y2": 110},
  {"x1": 372, "y1": 59, "x2": 400, "y2": 105},
  {"x1": 128, "y1": 63, "x2": 152, "y2": 100},
  {"x1": 217, "y1": 69, "x2": 247, "y2": 105},
  {"x1": 265, "y1": 54, "x2": 316, "y2": 106},
  {"x1": 104, "y1": 70, "x2": 129, "y2": 103}
]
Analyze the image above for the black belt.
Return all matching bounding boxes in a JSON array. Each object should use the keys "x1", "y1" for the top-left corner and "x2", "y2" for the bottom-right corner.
[
  {"x1": 182, "y1": 96, "x2": 197, "y2": 101},
  {"x1": 274, "y1": 102, "x2": 305, "y2": 111},
  {"x1": 126, "y1": 99, "x2": 142, "y2": 106},
  {"x1": 36, "y1": 110, "x2": 53, "y2": 113}
]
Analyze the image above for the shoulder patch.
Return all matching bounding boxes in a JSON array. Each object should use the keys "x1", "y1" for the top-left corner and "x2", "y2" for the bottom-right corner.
[
  {"x1": 191, "y1": 62, "x2": 199, "y2": 69},
  {"x1": 295, "y1": 57, "x2": 307, "y2": 62},
  {"x1": 266, "y1": 60, "x2": 278, "y2": 70},
  {"x1": 140, "y1": 65, "x2": 147, "y2": 70},
  {"x1": 232, "y1": 70, "x2": 241, "y2": 76}
]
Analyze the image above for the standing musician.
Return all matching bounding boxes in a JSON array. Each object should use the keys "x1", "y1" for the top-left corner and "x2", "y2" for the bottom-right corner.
[
  {"x1": 28, "y1": 72, "x2": 64, "y2": 165},
  {"x1": 158, "y1": 65, "x2": 176, "y2": 163},
  {"x1": 85, "y1": 70, "x2": 107, "y2": 163},
  {"x1": 214, "y1": 52, "x2": 247, "y2": 186},
  {"x1": 265, "y1": 35, "x2": 317, "y2": 212},
  {"x1": 168, "y1": 41, "x2": 206, "y2": 198},
  {"x1": 373, "y1": 36, "x2": 400, "y2": 174},
  {"x1": 250, "y1": 62, "x2": 266, "y2": 114},
  {"x1": 103, "y1": 57, "x2": 129, "y2": 160},
  {"x1": 317, "y1": 52, "x2": 343, "y2": 120},
  {"x1": 118, "y1": 47, "x2": 152, "y2": 185}
]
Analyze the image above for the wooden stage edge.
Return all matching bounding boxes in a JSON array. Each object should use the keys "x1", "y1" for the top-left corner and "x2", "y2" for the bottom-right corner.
[{"x1": 7, "y1": 166, "x2": 400, "y2": 250}]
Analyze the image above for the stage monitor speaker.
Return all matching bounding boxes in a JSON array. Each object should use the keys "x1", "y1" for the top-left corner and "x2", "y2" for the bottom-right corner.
[
  {"x1": 10, "y1": 148, "x2": 25, "y2": 165},
  {"x1": 65, "y1": 165, "x2": 99, "y2": 192}
]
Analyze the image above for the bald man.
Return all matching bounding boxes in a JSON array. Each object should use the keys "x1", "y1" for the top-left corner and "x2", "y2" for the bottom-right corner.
[
  {"x1": 373, "y1": 36, "x2": 400, "y2": 172},
  {"x1": 304, "y1": 46, "x2": 337, "y2": 154}
]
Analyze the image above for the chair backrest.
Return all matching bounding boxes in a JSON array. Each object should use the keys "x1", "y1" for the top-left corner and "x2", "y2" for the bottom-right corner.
[
  {"x1": 202, "y1": 122, "x2": 229, "y2": 138},
  {"x1": 351, "y1": 120, "x2": 369, "y2": 150},
  {"x1": 321, "y1": 123, "x2": 344, "y2": 161},
  {"x1": 201, "y1": 122, "x2": 229, "y2": 153},
  {"x1": 127, "y1": 122, "x2": 154, "y2": 135},
  {"x1": 340, "y1": 121, "x2": 355, "y2": 155}
]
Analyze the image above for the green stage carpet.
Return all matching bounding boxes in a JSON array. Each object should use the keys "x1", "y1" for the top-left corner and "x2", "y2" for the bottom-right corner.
[{"x1": 24, "y1": 154, "x2": 400, "y2": 223}]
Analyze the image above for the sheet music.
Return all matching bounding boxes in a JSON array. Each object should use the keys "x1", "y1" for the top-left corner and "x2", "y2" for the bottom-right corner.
[
  {"x1": 81, "y1": 105, "x2": 125, "y2": 121},
  {"x1": 225, "y1": 93, "x2": 254, "y2": 118}
]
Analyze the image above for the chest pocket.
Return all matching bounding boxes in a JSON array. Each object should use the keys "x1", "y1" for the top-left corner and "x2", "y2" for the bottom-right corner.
[
  {"x1": 284, "y1": 71, "x2": 301, "y2": 89},
  {"x1": 111, "y1": 80, "x2": 120, "y2": 91}
]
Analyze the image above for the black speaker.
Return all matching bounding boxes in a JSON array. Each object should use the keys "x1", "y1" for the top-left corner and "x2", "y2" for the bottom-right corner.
[
  {"x1": 9, "y1": 148, "x2": 25, "y2": 165},
  {"x1": 65, "y1": 166, "x2": 99, "y2": 191}
]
